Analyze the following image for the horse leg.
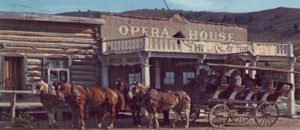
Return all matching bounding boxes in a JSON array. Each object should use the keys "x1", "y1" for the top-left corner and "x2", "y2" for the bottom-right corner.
[
  {"x1": 68, "y1": 105, "x2": 78, "y2": 128},
  {"x1": 162, "y1": 110, "x2": 170, "y2": 125},
  {"x1": 148, "y1": 112, "x2": 153, "y2": 128},
  {"x1": 153, "y1": 112, "x2": 159, "y2": 128},
  {"x1": 171, "y1": 110, "x2": 181, "y2": 128},
  {"x1": 79, "y1": 104, "x2": 86, "y2": 130},
  {"x1": 46, "y1": 109, "x2": 54, "y2": 128},
  {"x1": 132, "y1": 112, "x2": 137, "y2": 126},
  {"x1": 137, "y1": 109, "x2": 142, "y2": 127},
  {"x1": 97, "y1": 110, "x2": 108, "y2": 128},
  {"x1": 107, "y1": 104, "x2": 116, "y2": 129},
  {"x1": 185, "y1": 103, "x2": 191, "y2": 128},
  {"x1": 50, "y1": 108, "x2": 57, "y2": 128},
  {"x1": 185, "y1": 108, "x2": 190, "y2": 128}
]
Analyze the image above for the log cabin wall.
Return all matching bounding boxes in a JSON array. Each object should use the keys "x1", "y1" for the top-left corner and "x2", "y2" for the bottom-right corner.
[{"x1": 0, "y1": 12, "x2": 105, "y2": 90}]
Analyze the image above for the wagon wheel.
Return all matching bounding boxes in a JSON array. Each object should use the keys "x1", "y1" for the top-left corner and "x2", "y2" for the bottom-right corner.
[
  {"x1": 254, "y1": 103, "x2": 279, "y2": 127},
  {"x1": 208, "y1": 104, "x2": 230, "y2": 128},
  {"x1": 189, "y1": 109, "x2": 200, "y2": 123}
]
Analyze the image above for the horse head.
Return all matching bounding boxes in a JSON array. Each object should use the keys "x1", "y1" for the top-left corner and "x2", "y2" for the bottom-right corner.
[
  {"x1": 32, "y1": 80, "x2": 49, "y2": 96},
  {"x1": 115, "y1": 79, "x2": 129, "y2": 92},
  {"x1": 131, "y1": 82, "x2": 149, "y2": 97},
  {"x1": 56, "y1": 81, "x2": 72, "y2": 102}
]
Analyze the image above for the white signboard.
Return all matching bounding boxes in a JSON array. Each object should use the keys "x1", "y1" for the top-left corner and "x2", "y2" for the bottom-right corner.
[{"x1": 181, "y1": 41, "x2": 278, "y2": 55}]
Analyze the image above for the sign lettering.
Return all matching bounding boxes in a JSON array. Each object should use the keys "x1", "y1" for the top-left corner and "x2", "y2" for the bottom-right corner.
[{"x1": 118, "y1": 25, "x2": 234, "y2": 42}]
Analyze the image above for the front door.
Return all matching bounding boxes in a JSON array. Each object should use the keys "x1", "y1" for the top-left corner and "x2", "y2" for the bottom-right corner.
[{"x1": 3, "y1": 57, "x2": 23, "y2": 90}]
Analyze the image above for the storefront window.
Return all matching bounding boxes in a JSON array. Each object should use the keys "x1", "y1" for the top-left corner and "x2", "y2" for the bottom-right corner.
[
  {"x1": 47, "y1": 59, "x2": 69, "y2": 86},
  {"x1": 129, "y1": 72, "x2": 141, "y2": 88},
  {"x1": 164, "y1": 72, "x2": 174, "y2": 84},
  {"x1": 183, "y1": 72, "x2": 195, "y2": 84}
]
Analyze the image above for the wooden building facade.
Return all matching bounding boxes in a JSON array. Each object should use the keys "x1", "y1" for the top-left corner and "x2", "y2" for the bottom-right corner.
[
  {"x1": 0, "y1": 12, "x2": 105, "y2": 91},
  {"x1": 98, "y1": 13, "x2": 296, "y2": 116},
  {"x1": 0, "y1": 12, "x2": 296, "y2": 116}
]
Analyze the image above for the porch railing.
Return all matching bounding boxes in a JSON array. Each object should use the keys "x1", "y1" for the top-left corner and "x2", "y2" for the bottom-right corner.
[
  {"x1": 0, "y1": 90, "x2": 41, "y2": 122},
  {"x1": 102, "y1": 36, "x2": 293, "y2": 57}
]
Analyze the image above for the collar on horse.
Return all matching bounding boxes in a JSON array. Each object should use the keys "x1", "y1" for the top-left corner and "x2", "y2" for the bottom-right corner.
[{"x1": 69, "y1": 84, "x2": 90, "y2": 104}]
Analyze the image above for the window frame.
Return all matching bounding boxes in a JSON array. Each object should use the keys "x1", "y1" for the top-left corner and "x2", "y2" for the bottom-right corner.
[
  {"x1": 46, "y1": 58, "x2": 70, "y2": 86},
  {"x1": 183, "y1": 72, "x2": 195, "y2": 84},
  {"x1": 164, "y1": 71, "x2": 175, "y2": 85}
]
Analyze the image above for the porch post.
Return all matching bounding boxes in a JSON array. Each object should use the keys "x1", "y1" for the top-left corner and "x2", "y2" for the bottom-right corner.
[
  {"x1": 0, "y1": 55, "x2": 3, "y2": 91},
  {"x1": 155, "y1": 60, "x2": 161, "y2": 89},
  {"x1": 249, "y1": 56, "x2": 259, "y2": 79},
  {"x1": 287, "y1": 42, "x2": 296, "y2": 117},
  {"x1": 101, "y1": 61, "x2": 109, "y2": 87},
  {"x1": 196, "y1": 54, "x2": 206, "y2": 76},
  {"x1": 287, "y1": 57, "x2": 296, "y2": 117},
  {"x1": 141, "y1": 55, "x2": 150, "y2": 87}
]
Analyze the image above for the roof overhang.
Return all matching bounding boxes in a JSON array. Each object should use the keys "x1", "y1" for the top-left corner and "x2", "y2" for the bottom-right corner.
[{"x1": 0, "y1": 12, "x2": 105, "y2": 25}]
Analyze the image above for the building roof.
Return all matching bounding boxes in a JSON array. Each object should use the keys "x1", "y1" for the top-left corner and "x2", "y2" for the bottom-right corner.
[
  {"x1": 0, "y1": 11, "x2": 105, "y2": 25},
  {"x1": 99, "y1": 12, "x2": 247, "y2": 28},
  {"x1": 59, "y1": 11, "x2": 247, "y2": 28}
]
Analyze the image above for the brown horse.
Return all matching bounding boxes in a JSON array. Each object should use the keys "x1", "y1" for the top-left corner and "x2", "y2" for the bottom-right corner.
[
  {"x1": 32, "y1": 80, "x2": 63, "y2": 128},
  {"x1": 131, "y1": 82, "x2": 191, "y2": 128},
  {"x1": 56, "y1": 82, "x2": 123, "y2": 129},
  {"x1": 114, "y1": 79, "x2": 142, "y2": 127}
]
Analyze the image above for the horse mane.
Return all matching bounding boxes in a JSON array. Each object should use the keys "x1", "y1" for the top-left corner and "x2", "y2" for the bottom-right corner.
[
  {"x1": 39, "y1": 80, "x2": 49, "y2": 92},
  {"x1": 136, "y1": 83, "x2": 149, "y2": 91}
]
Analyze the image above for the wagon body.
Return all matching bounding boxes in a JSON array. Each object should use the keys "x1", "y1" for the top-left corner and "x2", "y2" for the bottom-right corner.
[{"x1": 187, "y1": 63, "x2": 299, "y2": 128}]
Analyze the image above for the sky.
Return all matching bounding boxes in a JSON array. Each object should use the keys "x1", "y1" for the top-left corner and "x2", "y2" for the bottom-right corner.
[{"x1": 0, "y1": 0, "x2": 299, "y2": 14}]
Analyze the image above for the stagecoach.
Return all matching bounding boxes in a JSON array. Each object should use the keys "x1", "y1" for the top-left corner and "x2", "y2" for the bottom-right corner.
[{"x1": 186, "y1": 63, "x2": 299, "y2": 128}]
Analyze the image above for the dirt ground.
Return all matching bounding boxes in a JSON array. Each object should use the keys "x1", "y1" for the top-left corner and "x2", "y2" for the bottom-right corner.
[{"x1": 1, "y1": 113, "x2": 300, "y2": 130}]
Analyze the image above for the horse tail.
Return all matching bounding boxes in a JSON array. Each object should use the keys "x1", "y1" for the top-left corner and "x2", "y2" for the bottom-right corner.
[{"x1": 114, "y1": 90, "x2": 125, "y2": 111}]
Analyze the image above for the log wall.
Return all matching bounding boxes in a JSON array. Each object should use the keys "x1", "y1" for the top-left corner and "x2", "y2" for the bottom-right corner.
[{"x1": 0, "y1": 19, "x2": 101, "y2": 89}]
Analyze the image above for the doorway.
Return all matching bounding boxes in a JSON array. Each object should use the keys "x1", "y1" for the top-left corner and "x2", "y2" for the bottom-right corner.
[{"x1": 3, "y1": 57, "x2": 24, "y2": 90}]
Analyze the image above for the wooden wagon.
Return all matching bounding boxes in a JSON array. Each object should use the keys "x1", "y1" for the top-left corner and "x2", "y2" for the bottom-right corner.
[{"x1": 187, "y1": 63, "x2": 299, "y2": 128}]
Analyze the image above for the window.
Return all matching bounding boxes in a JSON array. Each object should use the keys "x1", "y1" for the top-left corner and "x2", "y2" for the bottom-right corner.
[
  {"x1": 129, "y1": 72, "x2": 141, "y2": 88},
  {"x1": 183, "y1": 72, "x2": 195, "y2": 84},
  {"x1": 47, "y1": 59, "x2": 69, "y2": 86},
  {"x1": 164, "y1": 72, "x2": 174, "y2": 84}
]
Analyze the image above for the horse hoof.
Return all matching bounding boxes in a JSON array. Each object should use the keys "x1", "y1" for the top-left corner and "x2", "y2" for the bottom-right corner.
[
  {"x1": 172, "y1": 124, "x2": 176, "y2": 128},
  {"x1": 107, "y1": 124, "x2": 113, "y2": 129},
  {"x1": 185, "y1": 125, "x2": 189, "y2": 128},
  {"x1": 80, "y1": 127, "x2": 86, "y2": 130},
  {"x1": 97, "y1": 123, "x2": 102, "y2": 128},
  {"x1": 137, "y1": 125, "x2": 142, "y2": 128}
]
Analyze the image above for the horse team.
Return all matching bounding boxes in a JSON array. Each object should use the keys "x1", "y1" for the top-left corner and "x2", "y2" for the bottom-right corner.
[{"x1": 32, "y1": 79, "x2": 191, "y2": 129}]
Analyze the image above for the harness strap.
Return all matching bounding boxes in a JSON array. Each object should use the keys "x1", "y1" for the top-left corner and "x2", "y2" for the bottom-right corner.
[
  {"x1": 83, "y1": 86, "x2": 90, "y2": 105},
  {"x1": 48, "y1": 84, "x2": 52, "y2": 97}
]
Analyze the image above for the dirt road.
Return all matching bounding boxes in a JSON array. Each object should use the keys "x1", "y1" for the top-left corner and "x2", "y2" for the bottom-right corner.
[{"x1": 1, "y1": 114, "x2": 300, "y2": 130}]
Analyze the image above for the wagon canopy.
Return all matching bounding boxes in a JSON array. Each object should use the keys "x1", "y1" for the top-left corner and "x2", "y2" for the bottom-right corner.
[{"x1": 203, "y1": 63, "x2": 300, "y2": 74}]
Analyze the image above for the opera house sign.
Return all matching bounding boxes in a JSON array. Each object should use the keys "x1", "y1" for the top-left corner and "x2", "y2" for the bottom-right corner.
[{"x1": 118, "y1": 25, "x2": 235, "y2": 42}]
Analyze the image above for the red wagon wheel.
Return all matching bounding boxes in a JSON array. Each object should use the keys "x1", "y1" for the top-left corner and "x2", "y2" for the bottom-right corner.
[
  {"x1": 254, "y1": 102, "x2": 279, "y2": 127},
  {"x1": 208, "y1": 104, "x2": 230, "y2": 128}
]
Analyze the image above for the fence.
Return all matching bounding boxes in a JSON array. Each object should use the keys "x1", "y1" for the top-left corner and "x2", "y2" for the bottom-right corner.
[{"x1": 0, "y1": 90, "x2": 41, "y2": 122}]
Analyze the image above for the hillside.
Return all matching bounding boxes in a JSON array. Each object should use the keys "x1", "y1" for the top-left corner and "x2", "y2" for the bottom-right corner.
[{"x1": 59, "y1": 7, "x2": 300, "y2": 56}]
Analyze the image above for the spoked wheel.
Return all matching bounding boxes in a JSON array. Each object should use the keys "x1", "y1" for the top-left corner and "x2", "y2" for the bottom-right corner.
[
  {"x1": 189, "y1": 109, "x2": 200, "y2": 123},
  {"x1": 208, "y1": 104, "x2": 230, "y2": 128},
  {"x1": 254, "y1": 102, "x2": 279, "y2": 127}
]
